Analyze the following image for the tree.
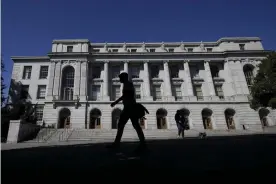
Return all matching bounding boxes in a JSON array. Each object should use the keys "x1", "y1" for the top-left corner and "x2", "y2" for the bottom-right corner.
[
  {"x1": 1, "y1": 60, "x2": 6, "y2": 107},
  {"x1": 250, "y1": 52, "x2": 276, "y2": 110}
]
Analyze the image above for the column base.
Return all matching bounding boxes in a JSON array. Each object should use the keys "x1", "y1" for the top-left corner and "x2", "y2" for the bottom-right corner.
[
  {"x1": 182, "y1": 96, "x2": 197, "y2": 101},
  {"x1": 102, "y1": 96, "x2": 110, "y2": 101},
  {"x1": 46, "y1": 96, "x2": 53, "y2": 101},
  {"x1": 163, "y1": 96, "x2": 175, "y2": 101},
  {"x1": 142, "y1": 96, "x2": 153, "y2": 101},
  {"x1": 79, "y1": 95, "x2": 88, "y2": 101}
]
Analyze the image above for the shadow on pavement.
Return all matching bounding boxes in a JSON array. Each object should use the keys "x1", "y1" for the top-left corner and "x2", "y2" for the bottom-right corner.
[{"x1": 2, "y1": 134, "x2": 276, "y2": 181}]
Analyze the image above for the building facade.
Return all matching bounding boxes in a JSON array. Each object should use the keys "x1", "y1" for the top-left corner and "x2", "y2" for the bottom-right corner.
[{"x1": 9, "y1": 37, "x2": 276, "y2": 131}]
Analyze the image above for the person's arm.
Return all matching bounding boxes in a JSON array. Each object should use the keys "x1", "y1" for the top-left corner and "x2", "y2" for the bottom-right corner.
[{"x1": 114, "y1": 96, "x2": 123, "y2": 104}]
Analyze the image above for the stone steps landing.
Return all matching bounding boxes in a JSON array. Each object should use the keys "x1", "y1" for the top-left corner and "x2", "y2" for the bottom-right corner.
[{"x1": 27, "y1": 128, "x2": 270, "y2": 143}]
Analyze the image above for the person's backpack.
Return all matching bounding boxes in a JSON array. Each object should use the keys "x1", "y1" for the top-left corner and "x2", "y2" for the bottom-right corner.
[{"x1": 134, "y1": 103, "x2": 149, "y2": 119}]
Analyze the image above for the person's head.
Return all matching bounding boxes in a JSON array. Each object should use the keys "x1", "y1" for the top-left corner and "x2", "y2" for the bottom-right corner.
[{"x1": 119, "y1": 72, "x2": 128, "y2": 83}]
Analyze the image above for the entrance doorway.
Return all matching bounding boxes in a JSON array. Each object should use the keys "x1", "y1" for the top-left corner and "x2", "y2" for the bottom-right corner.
[
  {"x1": 156, "y1": 108, "x2": 168, "y2": 129},
  {"x1": 112, "y1": 108, "x2": 122, "y2": 129},
  {"x1": 225, "y1": 108, "x2": 236, "y2": 129},
  {"x1": 259, "y1": 108, "x2": 270, "y2": 127},
  {"x1": 58, "y1": 108, "x2": 71, "y2": 129},
  {"x1": 202, "y1": 108, "x2": 213, "y2": 129},
  {"x1": 89, "y1": 108, "x2": 102, "y2": 129}
]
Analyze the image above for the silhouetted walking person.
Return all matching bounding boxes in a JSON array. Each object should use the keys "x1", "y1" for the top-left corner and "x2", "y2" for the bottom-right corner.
[
  {"x1": 175, "y1": 110, "x2": 184, "y2": 138},
  {"x1": 108, "y1": 72, "x2": 147, "y2": 151}
]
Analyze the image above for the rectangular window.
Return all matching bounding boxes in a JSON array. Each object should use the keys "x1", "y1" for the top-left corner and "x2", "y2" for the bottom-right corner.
[
  {"x1": 168, "y1": 48, "x2": 174, "y2": 52},
  {"x1": 239, "y1": 44, "x2": 245, "y2": 51},
  {"x1": 172, "y1": 85, "x2": 182, "y2": 101},
  {"x1": 113, "y1": 49, "x2": 118, "y2": 52},
  {"x1": 35, "y1": 105, "x2": 44, "y2": 121},
  {"x1": 112, "y1": 66, "x2": 121, "y2": 78},
  {"x1": 39, "y1": 66, "x2": 49, "y2": 79},
  {"x1": 207, "y1": 48, "x2": 212, "y2": 52},
  {"x1": 130, "y1": 49, "x2": 137, "y2": 53},
  {"x1": 37, "y1": 85, "x2": 46, "y2": 99},
  {"x1": 67, "y1": 46, "x2": 73, "y2": 52},
  {"x1": 112, "y1": 85, "x2": 121, "y2": 101},
  {"x1": 188, "y1": 48, "x2": 193, "y2": 52},
  {"x1": 92, "y1": 66, "x2": 101, "y2": 79},
  {"x1": 93, "y1": 49, "x2": 100, "y2": 53},
  {"x1": 215, "y1": 85, "x2": 224, "y2": 100},
  {"x1": 170, "y1": 65, "x2": 179, "y2": 78},
  {"x1": 194, "y1": 85, "x2": 203, "y2": 100},
  {"x1": 92, "y1": 85, "x2": 101, "y2": 100},
  {"x1": 22, "y1": 66, "x2": 32, "y2": 79},
  {"x1": 131, "y1": 66, "x2": 140, "y2": 78},
  {"x1": 151, "y1": 65, "x2": 159, "y2": 78},
  {"x1": 149, "y1": 49, "x2": 155, "y2": 52},
  {"x1": 152, "y1": 85, "x2": 162, "y2": 101},
  {"x1": 134, "y1": 85, "x2": 141, "y2": 99}
]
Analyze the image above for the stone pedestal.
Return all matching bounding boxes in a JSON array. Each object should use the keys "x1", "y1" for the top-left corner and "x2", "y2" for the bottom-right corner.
[{"x1": 7, "y1": 120, "x2": 22, "y2": 143}]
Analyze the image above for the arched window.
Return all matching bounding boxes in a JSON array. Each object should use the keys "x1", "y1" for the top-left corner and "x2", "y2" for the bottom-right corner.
[
  {"x1": 243, "y1": 64, "x2": 254, "y2": 93},
  {"x1": 61, "y1": 66, "x2": 75, "y2": 100}
]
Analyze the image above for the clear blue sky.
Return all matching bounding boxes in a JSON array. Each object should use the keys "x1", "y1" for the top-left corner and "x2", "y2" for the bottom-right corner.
[{"x1": 2, "y1": 0, "x2": 276, "y2": 96}]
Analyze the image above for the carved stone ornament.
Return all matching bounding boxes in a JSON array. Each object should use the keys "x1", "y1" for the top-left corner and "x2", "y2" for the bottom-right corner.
[
  {"x1": 104, "y1": 42, "x2": 108, "y2": 51},
  {"x1": 62, "y1": 60, "x2": 76, "y2": 65},
  {"x1": 123, "y1": 42, "x2": 127, "y2": 51},
  {"x1": 161, "y1": 42, "x2": 165, "y2": 50},
  {"x1": 142, "y1": 42, "x2": 146, "y2": 50},
  {"x1": 199, "y1": 41, "x2": 205, "y2": 51},
  {"x1": 180, "y1": 41, "x2": 185, "y2": 50}
]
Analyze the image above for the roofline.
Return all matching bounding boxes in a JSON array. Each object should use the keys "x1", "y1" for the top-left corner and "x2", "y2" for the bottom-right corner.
[
  {"x1": 89, "y1": 37, "x2": 262, "y2": 47},
  {"x1": 51, "y1": 37, "x2": 262, "y2": 46},
  {"x1": 11, "y1": 56, "x2": 49, "y2": 60},
  {"x1": 52, "y1": 39, "x2": 90, "y2": 44}
]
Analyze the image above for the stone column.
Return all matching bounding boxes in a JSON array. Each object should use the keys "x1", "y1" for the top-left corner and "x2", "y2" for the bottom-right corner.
[
  {"x1": 124, "y1": 60, "x2": 129, "y2": 73},
  {"x1": 163, "y1": 60, "x2": 174, "y2": 101},
  {"x1": 46, "y1": 61, "x2": 56, "y2": 100},
  {"x1": 143, "y1": 60, "x2": 153, "y2": 101},
  {"x1": 103, "y1": 60, "x2": 110, "y2": 101},
  {"x1": 80, "y1": 60, "x2": 88, "y2": 101},
  {"x1": 52, "y1": 60, "x2": 62, "y2": 99},
  {"x1": 121, "y1": 61, "x2": 129, "y2": 95},
  {"x1": 74, "y1": 61, "x2": 81, "y2": 97},
  {"x1": 224, "y1": 59, "x2": 236, "y2": 96},
  {"x1": 183, "y1": 60, "x2": 195, "y2": 98},
  {"x1": 204, "y1": 60, "x2": 217, "y2": 100}
]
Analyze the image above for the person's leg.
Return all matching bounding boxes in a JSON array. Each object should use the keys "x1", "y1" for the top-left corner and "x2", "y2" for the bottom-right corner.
[
  {"x1": 130, "y1": 117, "x2": 146, "y2": 144},
  {"x1": 181, "y1": 129, "x2": 184, "y2": 138},
  {"x1": 113, "y1": 110, "x2": 129, "y2": 145}
]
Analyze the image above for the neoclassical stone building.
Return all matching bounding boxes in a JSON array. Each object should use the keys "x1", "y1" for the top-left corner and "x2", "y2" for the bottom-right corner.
[{"x1": 9, "y1": 37, "x2": 276, "y2": 131}]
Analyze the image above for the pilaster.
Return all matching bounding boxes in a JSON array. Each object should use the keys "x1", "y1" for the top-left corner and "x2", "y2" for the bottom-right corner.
[
  {"x1": 143, "y1": 60, "x2": 153, "y2": 101},
  {"x1": 74, "y1": 61, "x2": 81, "y2": 97},
  {"x1": 103, "y1": 60, "x2": 110, "y2": 101},
  {"x1": 52, "y1": 60, "x2": 62, "y2": 98},
  {"x1": 46, "y1": 61, "x2": 56, "y2": 100},
  {"x1": 183, "y1": 60, "x2": 196, "y2": 100},
  {"x1": 80, "y1": 60, "x2": 88, "y2": 101},
  {"x1": 163, "y1": 60, "x2": 174, "y2": 101},
  {"x1": 204, "y1": 60, "x2": 219, "y2": 100}
]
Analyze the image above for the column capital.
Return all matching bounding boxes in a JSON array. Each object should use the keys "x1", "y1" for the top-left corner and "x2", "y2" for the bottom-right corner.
[
  {"x1": 163, "y1": 60, "x2": 169, "y2": 64},
  {"x1": 183, "y1": 59, "x2": 190, "y2": 63},
  {"x1": 143, "y1": 60, "x2": 150, "y2": 63},
  {"x1": 103, "y1": 60, "x2": 109, "y2": 64},
  {"x1": 204, "y1": 59, "x2": 211, "y2": 63},
  {"x1": 123, "y1": 60, "x2": 129, "y2": 63},
  {"x1": 51, "y1": 59, "x2": 61, "y2": 63}
]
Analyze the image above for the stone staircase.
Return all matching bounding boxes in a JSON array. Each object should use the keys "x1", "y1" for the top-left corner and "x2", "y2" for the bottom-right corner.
[{"x1": 26, "y1": 128, "x2": 271, "y2": 143}]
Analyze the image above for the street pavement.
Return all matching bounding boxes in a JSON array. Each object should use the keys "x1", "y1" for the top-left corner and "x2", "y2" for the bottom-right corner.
[{"x1": 2, "y1": 134, "x2": 276, "y2": 182}]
